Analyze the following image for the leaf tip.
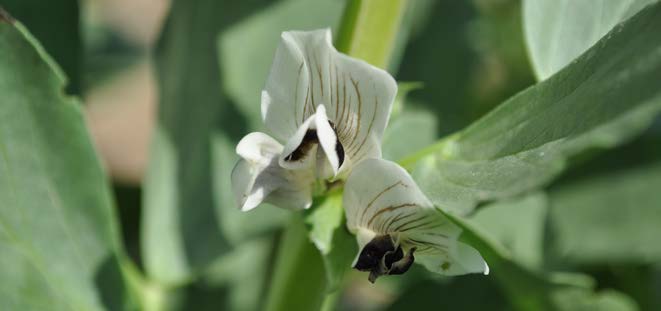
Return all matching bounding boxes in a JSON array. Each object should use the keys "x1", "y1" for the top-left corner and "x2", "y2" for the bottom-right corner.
[{"x1": 0, "y1": 7, "x2": 15, "y2": 24}]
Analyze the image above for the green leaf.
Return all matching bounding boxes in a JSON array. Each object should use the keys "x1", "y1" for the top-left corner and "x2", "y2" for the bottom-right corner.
[
  {"x1": 470, "y1": 193, "x2": 547, "y2": 270},
  {"x1": 386, "y1": 276, "x2": 509, "y2": 311},
  {"x1": 547, "y1": 161, "x2": 661, "y2": 264},
  {"x1": 0, "y1": 18, "x2": 133, "y2": 310},
  {"x1": 383, "y1": 107, "x2": 437, "y2": 162},
  {"x1": 409, "y1": 2, "x2": 661, "y2": 215},
  {"x1": 0, "y1": 0, "x2": 81, "y2": 94},
  {"x1": 442, "y1": 208, "x2": 637, "y2": 311},
  {"x1": 305, "y1": 195, "x2": 357, "y2": 292},
  {"x1": 524, "y1": 0, "x2": 655, "y2": 81},
  {"x1": 143, "y1": 0, "x2": 230, "y2": 285}
]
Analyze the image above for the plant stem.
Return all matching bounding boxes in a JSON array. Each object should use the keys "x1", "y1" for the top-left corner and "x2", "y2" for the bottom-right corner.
[
  {"x1": 336, "y1": 0, "x2": 409, "y2": 69},
  {"x1": 264, "y1": 215, "x2": 327, "y2": 311}
]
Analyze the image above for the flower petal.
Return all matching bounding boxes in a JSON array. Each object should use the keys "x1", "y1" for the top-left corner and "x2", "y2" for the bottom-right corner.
[
  {"x1": 232, "y1": 132, "x2": 314, "y2": 211},
  {"x1": 315, "y1": 105, "x2": 344, "y2": 175},
  {"x1": 262, "y1": 28, "x2": 397, "y2": 170},
  {"x1": 343, "y1": 158, "x2": 488, "y2": 277}
]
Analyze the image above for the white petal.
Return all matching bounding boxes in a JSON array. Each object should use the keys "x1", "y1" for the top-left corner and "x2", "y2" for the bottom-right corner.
[
  {"x1": 314, "y1": 105, "x2": 342, "y2": 175},
  {"x1": 330, "y1": 47, "x2": 397, "y2": 168},
  {"x1": 261, "y1": 28, "x2": 397, "y2": 171},
  {"x1": 344, "y1": 159, "x2": 488, "y2": 276},
  {"x1": 236, "y1": 132, "x2": 283, "y2": 162},
  {"x1": 262, "y1": 29, "x2": 333, "y2": 142},
  {"x1": 232, "y1": 132, "x2": 314, "y2": 211}
]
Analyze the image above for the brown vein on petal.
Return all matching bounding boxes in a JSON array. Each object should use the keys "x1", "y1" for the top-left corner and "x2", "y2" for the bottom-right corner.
[
  {"x1": 334, "y1": 65, "x2": 340, "y2": 120},
  {"x1": 367, "y1": 203, "x2": 417, "y2": 228},
  {"x1": 294, "y1": 61, "x2": 305, "y2": 127},
  {"x1": 408, "y1": 238, "x2": 448, "y2": 250},
  {"x1": 359, "y1": 181, "x2": 406, "y2": 224},
  {"x1": 385, "y1": 212, "x2": 418, "y2": 232},
  {"x1": 314, "y1": 53, "x2": 324, "y2": 97},
  {"x1": 351, "y1": 96, "x2": 378, "y2": 159},
  {"x1": 307, "y1": 55, "x2": 316, "y2": 114},
  {"x1": 303, "y1": 83, "x2": 310, "y2": 120},
  {"x1": 399, "y1": 220, "x2": 442, "y2": 234},
  {"x1": 337, "y1": 73, "x2": 348, "y2": 129},
  {"x1": 347, "y1": 77, "x2": 362, "y2": 149},
  {"x1": 390, "y1": 214, "x2": 428, "y2": 232}
]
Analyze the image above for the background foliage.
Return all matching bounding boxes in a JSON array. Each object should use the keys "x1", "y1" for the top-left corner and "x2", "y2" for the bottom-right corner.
[{"x1": 0, "y1": 0, "x2": 660, "y2": 310}]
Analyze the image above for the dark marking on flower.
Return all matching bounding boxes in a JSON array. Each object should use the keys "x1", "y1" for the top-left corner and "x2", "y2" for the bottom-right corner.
[
  {"x1": 284, "y1": 130, "x2": 318, "y2": 162},
  {"x1": 354, "y1": 235, "x2": 394, "y2": 272},
  {"x1": 354, "y1": 234, "x2": 416, "y2": 283},
  {"x1": 0, "y1": 7, "x2": 15, "y2": 24},
  {"x1": 328, "y1": 121, "x2": 345, "y2": 168}
]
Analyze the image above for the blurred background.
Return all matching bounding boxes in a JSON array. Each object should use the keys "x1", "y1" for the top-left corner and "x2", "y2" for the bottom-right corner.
[{"x1": 2, "y1": 0, "x2": 660, "y2": 310}]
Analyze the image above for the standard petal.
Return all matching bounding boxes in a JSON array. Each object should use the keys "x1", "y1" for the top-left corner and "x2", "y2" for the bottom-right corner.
[
  {"x1": 330, "y1": 47, "x2": 397, "y2": 168},
  {"x1": 232, "y1": 132, "x2": 314, "y2": 211},
  {"x1": 262, "y1": 29, "x2": 333, "y2": 142},
  {"x1": 262, "y1": 28, "x2": 397, "y2": 171},
  {"x1": 344, "y1": 159, "x2": 487, "y2": 278}
]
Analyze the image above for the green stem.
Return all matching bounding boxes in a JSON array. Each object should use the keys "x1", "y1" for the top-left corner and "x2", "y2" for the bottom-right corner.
[
  {"x1": 336, "y1": 0, "x2": 409, "y2": 69},
  {"x1": 265, "y1": 215, "x2": 327, "y2": 311}
]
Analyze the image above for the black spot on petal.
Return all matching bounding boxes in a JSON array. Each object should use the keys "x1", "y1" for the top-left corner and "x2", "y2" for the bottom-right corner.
[{"x1": 284, "y1": 129, "x2": 318, "y2": 162}]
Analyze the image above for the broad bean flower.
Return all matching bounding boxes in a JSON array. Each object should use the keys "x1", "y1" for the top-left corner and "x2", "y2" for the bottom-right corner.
[
  {"x1": 231, "y1": 29, "x2": 396, "y2": 211},
  {"x1": 344, "y1": 159, "x2": 489, "y2": 282},
  {"x1": 232, "y1": 28, "x2": 487, "y2": 282}
]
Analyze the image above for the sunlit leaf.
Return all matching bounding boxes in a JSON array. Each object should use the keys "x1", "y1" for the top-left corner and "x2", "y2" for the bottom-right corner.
[
  {"x1": 524, "y1": 0, "x2": 655, "y2": 81},
  {"x1": 0, "y1": 17, "x2": 133, "y2": 310},
  {"x1": 409, "y1": 3, "x2": 661, "y2": 214}
]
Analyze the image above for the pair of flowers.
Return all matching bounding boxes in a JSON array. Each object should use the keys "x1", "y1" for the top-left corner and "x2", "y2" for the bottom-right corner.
[{"x1": 231, "y1": 29, "x2": 488, "y2": 282}]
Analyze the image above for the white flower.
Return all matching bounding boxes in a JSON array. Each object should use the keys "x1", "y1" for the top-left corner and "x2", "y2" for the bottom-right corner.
[
  {"x1": 344, "y1": 158, "x2": 489, "y2": 283},
  {"x1": 231, "y1": 28, "x2": 397, "y2": 211}
]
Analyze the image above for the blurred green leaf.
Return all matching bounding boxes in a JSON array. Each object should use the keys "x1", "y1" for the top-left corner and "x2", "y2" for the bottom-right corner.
[
  {"x1": 382, "y1": 107, "x2": 437, "y2": 162},
  {"x1": 547, "y1": 161, "x2": 661, "y2": 264},
  {"x1": 408, "y1": 2, "x2": 661, "y2": 215},
  {"x1": 144, "y1": 0, "x2": 231, "y2": 285},
  {"x1": 190, "y1": 237, "x2": 273, "y2": 311},
  {"x1": 523, "y1": 0, "x2": 655, "y2": 81},
  {"x1": 386, "y1": 276, "x2": 509, "y2": 311},
  {"x1": 0, "y1": 0, "x2": 81, "y2": 94},
  {"x1": 0, "y1": 18, "x2": 133, "y2": 310},
  {"x1": 471, "y1": 193, "x2": 547, "y2": 270},
  {"x1": 305, "y1": 195, "x2": 357, "y2": 292},
  {"x1": 443, "y1": 209, "x2": 637, "y2": 311}
]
